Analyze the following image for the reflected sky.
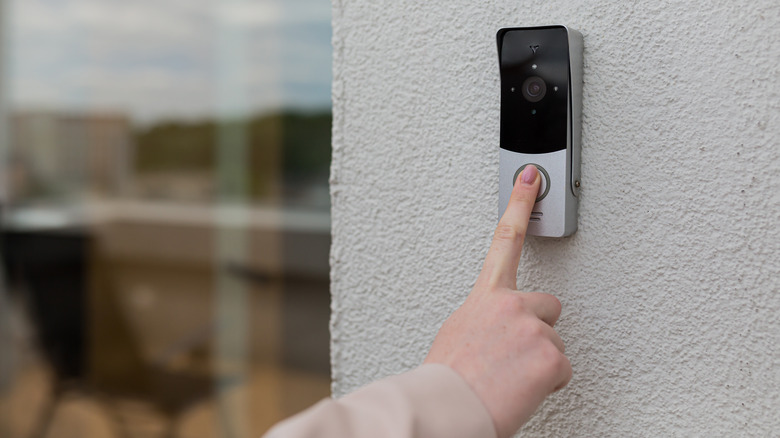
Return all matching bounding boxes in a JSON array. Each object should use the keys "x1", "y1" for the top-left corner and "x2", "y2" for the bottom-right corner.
[{"x1": 8, "y1": 0, "x2": 332, "y2": 125}]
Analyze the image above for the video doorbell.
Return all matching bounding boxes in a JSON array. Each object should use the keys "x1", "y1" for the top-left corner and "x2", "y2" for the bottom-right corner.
[{"x1": 497, "y1": 25, "x2": 583, "y2": 237}]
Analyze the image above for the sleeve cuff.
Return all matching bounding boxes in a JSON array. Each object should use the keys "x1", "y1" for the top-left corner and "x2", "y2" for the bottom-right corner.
[
  {"x1": 265, "y1": 364, "x2": 497, "y2": 438},
  {"x1": 341, "y1": 363, "x2": 497, "y2": 438}
]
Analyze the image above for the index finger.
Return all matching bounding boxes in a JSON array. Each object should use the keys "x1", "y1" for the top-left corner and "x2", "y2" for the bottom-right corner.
[{"x1": 480, "y1": 165, "x2": 540, "y2": 289}]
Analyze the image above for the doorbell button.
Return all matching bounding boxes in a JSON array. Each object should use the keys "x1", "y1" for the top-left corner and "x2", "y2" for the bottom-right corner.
[{"x1": 513, "y1": 164, "x2": 550, "y2": 202}]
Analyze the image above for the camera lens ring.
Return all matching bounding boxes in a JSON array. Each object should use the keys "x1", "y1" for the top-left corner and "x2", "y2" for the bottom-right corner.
[{"x1": 521, "y1": 76, "x2": 547, "y2": 103}]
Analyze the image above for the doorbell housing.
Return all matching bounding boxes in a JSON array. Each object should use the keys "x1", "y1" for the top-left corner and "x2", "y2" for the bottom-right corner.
[{"x1": 497, "y1": 25, "x2": 583, "y2": 237}]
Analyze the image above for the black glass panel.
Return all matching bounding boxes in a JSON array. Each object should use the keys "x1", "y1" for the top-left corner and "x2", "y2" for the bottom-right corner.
[{"x1": 498, "y1": 26, "x2": 569, "y2": 154}]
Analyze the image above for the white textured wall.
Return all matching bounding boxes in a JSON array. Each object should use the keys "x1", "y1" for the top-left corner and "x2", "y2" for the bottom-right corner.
[{"x1": 330, "y1": 1, "x2": 780, "y2": 435}]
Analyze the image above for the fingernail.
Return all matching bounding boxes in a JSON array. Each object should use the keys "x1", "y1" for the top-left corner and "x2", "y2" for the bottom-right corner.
[{"x1": 520, "y1": 165, "x2": 538, "y2": 185}]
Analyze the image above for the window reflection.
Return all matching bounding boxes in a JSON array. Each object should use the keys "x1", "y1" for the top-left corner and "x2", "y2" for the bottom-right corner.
[{"x1": 0, "y1": 1, "x2": 332, "y2": 437}]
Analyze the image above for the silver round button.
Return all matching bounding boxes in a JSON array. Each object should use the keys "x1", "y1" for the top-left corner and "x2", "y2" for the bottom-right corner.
[{"x1": 512, "y1": 164, "x2": 550, "y2": 202}]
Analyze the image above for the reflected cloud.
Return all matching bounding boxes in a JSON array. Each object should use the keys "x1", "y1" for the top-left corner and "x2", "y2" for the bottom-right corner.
[
  {"x1": 10, "y1": 0, "x2": 331, "y2": 124},
  {"x1": 218, "y1": 3, "x2": 283, "y2": 27}
]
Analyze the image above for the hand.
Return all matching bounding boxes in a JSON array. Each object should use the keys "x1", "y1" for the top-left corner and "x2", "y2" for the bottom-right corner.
[{"x1": 424, "y1": 165, "x2": 572, "y2": 438}]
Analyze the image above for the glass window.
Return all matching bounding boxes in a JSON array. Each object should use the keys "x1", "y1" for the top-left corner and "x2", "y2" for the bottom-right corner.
[{"x1": 0, "y1": 1, "x2": 332, "y2": 436}]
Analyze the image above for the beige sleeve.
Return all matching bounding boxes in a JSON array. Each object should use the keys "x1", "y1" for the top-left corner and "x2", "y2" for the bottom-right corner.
[{"x1": 263, "y1": 364, "x2": 497, "y2": 438}]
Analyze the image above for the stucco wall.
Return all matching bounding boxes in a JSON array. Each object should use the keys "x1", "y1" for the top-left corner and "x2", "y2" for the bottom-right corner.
[{"x1": 330, "y1": 1, "x2": 779, "y2": 436}]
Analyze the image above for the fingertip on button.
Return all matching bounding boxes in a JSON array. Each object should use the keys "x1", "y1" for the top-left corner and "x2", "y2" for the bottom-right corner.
[
  {"x1": 520, "y1": 164, "x2": 538, "y2": 184},
  {"x1": 513, "y1": 164, "x2": 550, "y2": 202}
]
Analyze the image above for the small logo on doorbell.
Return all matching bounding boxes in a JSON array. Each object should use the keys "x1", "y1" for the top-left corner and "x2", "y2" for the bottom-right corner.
[{"x1": 530, "y1": 44, "x2": 540, "y2": 53}]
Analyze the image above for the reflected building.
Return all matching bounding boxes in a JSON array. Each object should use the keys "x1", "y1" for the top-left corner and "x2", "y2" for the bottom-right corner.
[{"x1": 9, "y1": 111, "x2": 132, "y2": 201}]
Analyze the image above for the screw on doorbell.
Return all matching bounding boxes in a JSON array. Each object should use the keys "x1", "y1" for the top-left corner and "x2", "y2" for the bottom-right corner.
[{"x1": 497, "y1": 25, "x2": 583, "y2": 237}]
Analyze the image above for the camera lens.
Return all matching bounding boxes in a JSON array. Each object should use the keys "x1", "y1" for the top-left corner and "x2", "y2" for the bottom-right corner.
[{"x1": 521, "y1": 76, "x2": 546, "y2": 102}]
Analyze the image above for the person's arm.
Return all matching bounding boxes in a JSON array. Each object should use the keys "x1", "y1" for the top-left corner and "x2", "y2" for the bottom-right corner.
[{"x1": 265, "y1": 165, "x2": 571, "y2": 438}]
